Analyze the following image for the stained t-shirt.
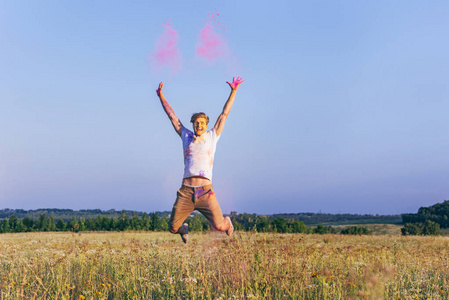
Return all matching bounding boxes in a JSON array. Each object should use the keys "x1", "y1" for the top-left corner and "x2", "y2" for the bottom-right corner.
[{"x1": 180, "y1": 126, "x2": 220, "y2": 182}]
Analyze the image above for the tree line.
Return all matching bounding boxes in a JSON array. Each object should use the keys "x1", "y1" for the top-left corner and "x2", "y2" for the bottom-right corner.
[
  {"x1": 0, "y1": 211, "x2": 168, "y2": 233},
  {"x1": 0, "y1": 208, "x2": 401, "y2": 225},
  {"x1": 0, "y1": 211, "x2": 371, "y2": 235},
  {"x1": 0, "y1": 208, "x2": 166, "y2": 222}
]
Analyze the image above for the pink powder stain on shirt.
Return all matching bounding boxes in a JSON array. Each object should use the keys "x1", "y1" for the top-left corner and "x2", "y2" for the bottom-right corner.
[
  {"x1": 149, "y1": 22, "x2": 182, "y2": 74},
  {"x1": 195, "y1": 24, "x2": 229, "y2": 62}
]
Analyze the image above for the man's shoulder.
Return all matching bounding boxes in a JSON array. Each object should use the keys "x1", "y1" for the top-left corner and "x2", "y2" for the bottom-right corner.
[
  {"x1": 181, "y1": 126, "x2": 193, "y2": 136},
  {"x1": 206, "y1": 128, "x2": 220, "y2": 141},
  {"x1": 180, "y1": 127, "x2": 194, "y2": 143}
]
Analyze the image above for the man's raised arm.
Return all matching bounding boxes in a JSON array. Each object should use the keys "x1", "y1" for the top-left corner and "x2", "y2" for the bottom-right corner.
[
  {"x1": 157, "y1": 82, "x2": 183, "y2": 136},
  {"x1": 214, "y1": 77, "x2": 244, "y2": 136}
]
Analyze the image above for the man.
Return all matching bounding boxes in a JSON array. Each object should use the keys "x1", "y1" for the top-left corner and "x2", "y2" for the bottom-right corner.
[{"x1": 156, "y1": 77, "x2": 244, "y2": 243}]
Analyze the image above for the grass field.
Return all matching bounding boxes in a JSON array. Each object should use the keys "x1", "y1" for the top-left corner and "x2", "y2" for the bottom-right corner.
[{"x1": 1, "y1": 231, "x2": 448, "y2": 299}]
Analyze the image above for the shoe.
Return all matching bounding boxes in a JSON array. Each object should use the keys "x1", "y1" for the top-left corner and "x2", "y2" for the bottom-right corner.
[
  {"x1": 180, "y1": 223, "x2": 189, "y2": 244},
  {"x1": 225, "y1": 216, "x2": 234, "y2": 236}
]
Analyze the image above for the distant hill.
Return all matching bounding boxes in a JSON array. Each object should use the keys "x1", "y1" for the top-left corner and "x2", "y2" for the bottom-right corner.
[
  {"x1": 270, "y1": 212, "x2": 402, "y2": 225},
  {"x1": 402, "y1": 200, "x2": 449, "y2": 228}
]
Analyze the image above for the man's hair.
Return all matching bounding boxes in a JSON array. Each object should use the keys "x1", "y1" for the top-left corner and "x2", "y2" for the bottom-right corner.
[{"x1": 190, "y1": 112, "x2": 209, "y2": 124}]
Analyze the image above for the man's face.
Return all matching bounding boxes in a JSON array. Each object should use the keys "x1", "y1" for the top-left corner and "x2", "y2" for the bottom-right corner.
[{"x1": 193, "y1": 117, "x2": 208, "y2": 136}]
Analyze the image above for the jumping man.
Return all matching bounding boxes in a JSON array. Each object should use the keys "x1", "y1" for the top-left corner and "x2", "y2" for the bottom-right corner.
[{"x1": 156, "y1": 77, "x2": 244, "y2": 243}]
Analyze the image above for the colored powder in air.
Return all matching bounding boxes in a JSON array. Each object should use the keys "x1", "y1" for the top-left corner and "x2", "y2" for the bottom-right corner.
[
  {"x1": 207, "y1": 11, "x2": 226, "y2": 31},
  {"x1": 195, "y1": 24, "x2": 229, "y2": 62},
  {"x1": 150, "y1": 22, "x2": 182, "y2": 74}
]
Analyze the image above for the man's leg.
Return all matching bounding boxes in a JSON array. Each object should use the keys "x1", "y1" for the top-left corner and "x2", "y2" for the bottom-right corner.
[
  {"x1": 195, "y1": 186, "x2": 233, "y2": 235},
  {"x1": 168, "y1": 186, "x2": 195, "y2": 242}
]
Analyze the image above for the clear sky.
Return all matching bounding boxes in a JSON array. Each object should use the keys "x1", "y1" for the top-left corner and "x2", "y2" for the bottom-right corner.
[{"x1": 1, "y1": 1, "x2": 448, "y2": 215}]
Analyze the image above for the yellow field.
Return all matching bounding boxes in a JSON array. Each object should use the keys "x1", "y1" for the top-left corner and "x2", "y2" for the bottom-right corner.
[{"x1": 1, "y1": 231, "x2": 448, "y2": 299}]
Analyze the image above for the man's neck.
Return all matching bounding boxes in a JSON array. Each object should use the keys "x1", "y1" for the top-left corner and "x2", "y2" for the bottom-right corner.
[{"x1": 194, "y1": 131, "x2": 206, "y2": 137}]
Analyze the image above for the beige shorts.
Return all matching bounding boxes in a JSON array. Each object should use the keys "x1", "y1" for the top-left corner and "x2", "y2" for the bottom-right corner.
[{"x1": 168, "y1": 184, "x2": 230, "y2": 234}]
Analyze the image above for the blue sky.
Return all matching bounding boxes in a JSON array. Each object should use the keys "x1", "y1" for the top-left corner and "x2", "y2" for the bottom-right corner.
[{"x1": 1, "y1": 1, "x2": 448, "y2": 215}]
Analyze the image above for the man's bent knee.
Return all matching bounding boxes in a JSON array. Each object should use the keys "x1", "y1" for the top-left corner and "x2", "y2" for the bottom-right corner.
[
  {"x1": 169, "y1": 223, "x2": 179, "y2": 234},
  {"x1": 214, "y1": 218, "x2": 230, "y2": 232}
]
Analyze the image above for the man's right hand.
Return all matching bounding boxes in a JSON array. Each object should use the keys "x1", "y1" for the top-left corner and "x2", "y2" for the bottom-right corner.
[
  {"x1": 156, "y1": 81, "x2": 182, "y2": 136},
  {"x1": 226, "y1": 77, "x2": 244, "y2": 91},
  {"x1": 156, "y1": 82, "x2": 163, "y2": 97}
]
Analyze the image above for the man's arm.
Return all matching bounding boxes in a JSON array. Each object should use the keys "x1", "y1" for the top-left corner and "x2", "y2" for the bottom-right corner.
[
  {"x1": 214, "y1": 77, "x2": 244, "y2": 136},
  {"x1": 157, "y1": 82, "x2": 183, "y2": 136}
]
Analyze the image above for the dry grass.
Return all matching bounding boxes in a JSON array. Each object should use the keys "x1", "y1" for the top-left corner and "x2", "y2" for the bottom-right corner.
[{"x1": 1, "y1": 231, "x2": 449, "y2": 299}]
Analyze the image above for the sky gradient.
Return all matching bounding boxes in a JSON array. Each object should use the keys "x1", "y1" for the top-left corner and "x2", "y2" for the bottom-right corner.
[{"x1": 1, "y1": 1, "x2": 448, "y2": 215}]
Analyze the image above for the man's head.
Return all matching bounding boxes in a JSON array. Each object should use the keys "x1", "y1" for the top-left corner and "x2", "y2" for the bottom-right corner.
[{"x1": 190, "y1": 112, "x2": 209, "y2": 136}]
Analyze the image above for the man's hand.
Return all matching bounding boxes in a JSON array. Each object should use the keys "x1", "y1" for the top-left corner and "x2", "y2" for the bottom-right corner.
[
  {"x1": 215, "y1": 77, "x2": 243, "y2": 135},
  {"x1": 226, "y1": 77, "x2": 244, "y2": 91},
  {"x1": 156, "y1": 82, "x2": 163, "y2": 97}
]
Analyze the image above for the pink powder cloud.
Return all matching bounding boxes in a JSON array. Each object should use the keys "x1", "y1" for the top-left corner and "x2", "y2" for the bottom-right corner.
[
  {"x1": 195, "y1": 24, "x2": 229, "y2": 62},
  {"x1": 149, "y1": 22, "x2": 182, "y2": 74}
]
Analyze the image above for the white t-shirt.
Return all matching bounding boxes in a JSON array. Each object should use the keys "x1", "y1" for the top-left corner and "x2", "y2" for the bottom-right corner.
[{"x1": 181, "y1": 126, "x2": 220, "y2": 181}]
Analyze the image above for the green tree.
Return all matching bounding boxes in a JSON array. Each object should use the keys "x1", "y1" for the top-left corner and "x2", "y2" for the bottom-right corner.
[
  {"x1": 112, "y1": 218, "x2": 120, "y2": 231},
  {"x1": 256, "y1": 215, "x2": 270, "y2": 232},
  {"x1": 189, "y1": 213, "x2": 205, "y2": 232},
  {"x1": 341, "y1": 226, "x2": 371, "y2": 235},
  {"x1": 0, "y1": 218, "x2": 9, "y2": 233},
  {"x1": 9, "y1": 215, "x2": 18, "y2": 232},
  {"x1": 22, "y1": 217, "x2": 34, "y2": 231},
  {"x1": 402, "y1": 200, "x2": 449, "y2": 229},
  {"x1": 48, "y1": 215, "x2": 56, "y2": 231},
  {"x1": 131, "y1": 213, "x2": 141, "y2": 230},
  {"x1": 313, "y1": 224, "x2": 327, "y2": 234},
  {"x1": 272, "y1": 218, "x2": 288, "y2": 233},
  {"x1": 291, "y1": 219, "x2": 307, "y2": 233},
  {"x1": 56, "y1": 218, "x2": 66, "y2": 231},
  {"x1": 79, "y1": 219, "x2": 86, "y2": 231},
  {"x1": 100, "y1": 216, "x2": 113, "y2": 231},
  {"x1": 235, "y1": 213, "x2": 257, "y2": 231},
  {"x1": 402, "y1": 223, "x2": 421, "y2": 235},
  {"x1": 118, "y1": 210, "x2": 129, "y2": 231},
  {"x1": 401, "y1": 221, "x2": 440, "y2": 236},
  {"x1": 69, "y1": 217, "x2": 79, "y2": 232},
  {"x1": 422, "y1": 220, "x2": 440, "y2": 235},
  {"x1": 150, "y1": 212, "x2": 160, "y2": 231},
  {"x1": 84, "y1": 218, "x2": 94, "y2": 231},
  {"x1": 37, "y1": 214, "x2": 49, "y2": 231},
  {"x1": 15, "y1": 219, "x2": 25, "y2": 232},
  {"x1": 141, "y1": 213, "x2": 151, "y2": 230},
  {"x1": 159, "y1": 216, "x2": 169, "y2": 231}
]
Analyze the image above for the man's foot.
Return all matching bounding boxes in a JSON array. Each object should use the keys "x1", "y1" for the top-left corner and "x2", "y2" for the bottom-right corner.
[
  {"x1": 180, "y1": 223, "x2": 189, "y2": 244},
  {"x1": 225, "y1": 216, "x2": 234, "y2": 236}
]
